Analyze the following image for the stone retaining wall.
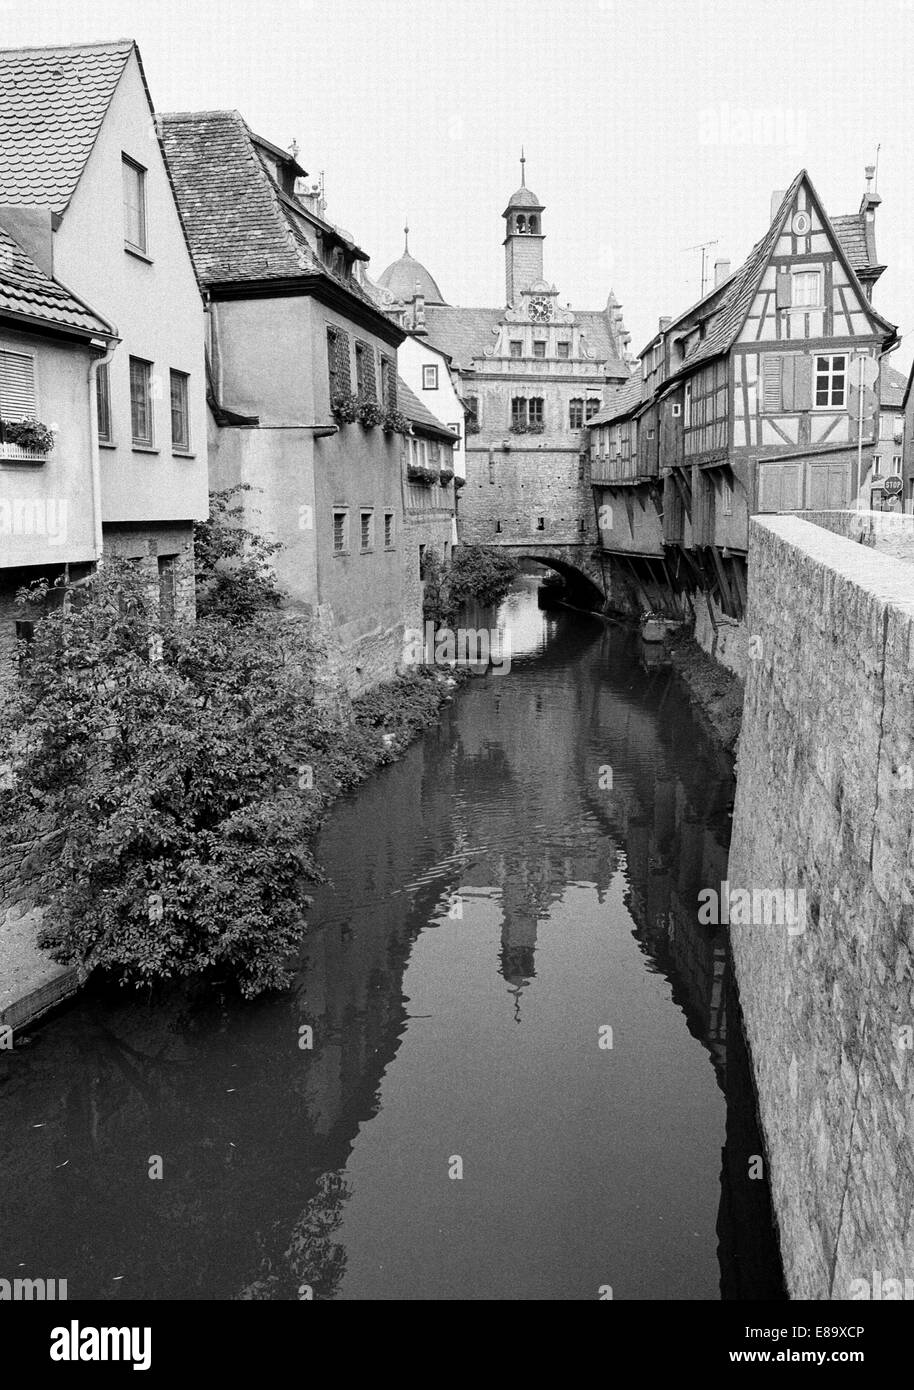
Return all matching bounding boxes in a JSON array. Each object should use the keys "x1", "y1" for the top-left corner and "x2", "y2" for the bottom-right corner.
[{"x1": 729, "y1": 513, "x2": 914, "y2": 1299}]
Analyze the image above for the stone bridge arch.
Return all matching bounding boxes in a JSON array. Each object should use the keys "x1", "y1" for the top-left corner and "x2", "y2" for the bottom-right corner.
[{"x1": 495, "y1": 543, "x2": 608, "y2": 610}]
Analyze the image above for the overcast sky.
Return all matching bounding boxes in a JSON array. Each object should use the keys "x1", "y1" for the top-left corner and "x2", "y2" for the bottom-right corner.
[{"x1": 5, "y1": 0, "x2": 912, "y2": 370}]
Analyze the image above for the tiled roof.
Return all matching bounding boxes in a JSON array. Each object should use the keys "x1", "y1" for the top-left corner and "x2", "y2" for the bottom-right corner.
[
  {"x1": 422, "y1": 304, "x2": 628, "y2": 376},
  {"x1": 0, "y1": 40, "x2": 133, "y2": 212},
  {"x1": 0, "y1": 224, "x2": 113, "y2": 337},
  {"x1": 678, "y1": 173, "x2": 806, "y2": 374},
  {"x1": 397, "y1": 377, "x2": 458, "y2": 440},
  {"x1": 160, "y1": 110, "x2": 383, "y2": 318},
  {"x1": 879, "y1": 362, "x2": 907, "y2": 408},
  {"x1": 587, "y1": 368, "x2": 642, "y2": 426},
  {"x1": 831, "y1": 214, "x2": 869, "y2": 271}
]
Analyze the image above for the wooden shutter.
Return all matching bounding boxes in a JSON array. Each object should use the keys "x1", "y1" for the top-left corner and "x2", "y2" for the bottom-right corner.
[
  {"x1": 781, "y1": 357, "x2": 797, "y2": 411},
  {"x1": 0, "y1": 350, "x2": 37, "y2": 419},
  {"x1": 758, "y1": 461, "x2": 802, "y2": 512},
  {"x1": 761, "y1": 355, "x2": 783, "y2": 412},
  {"x1": 794, "y1": 355, "x2": 813, "y2": 409},
  {"x1": 775, "y1": 270, "x2": 792, "y2": 308}
]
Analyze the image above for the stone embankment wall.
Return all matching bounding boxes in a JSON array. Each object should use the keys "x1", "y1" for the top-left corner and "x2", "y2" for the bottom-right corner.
[{"x1": 729, "y1": 512, "x2": 914, "y2": 1300}]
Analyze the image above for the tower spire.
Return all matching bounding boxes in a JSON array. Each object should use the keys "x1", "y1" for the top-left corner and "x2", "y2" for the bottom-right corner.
[
  {"x1": 404, "y1": 219, "x2": 410, "y2": 254},
  {"x1": 520, "y1": 146, "x2": 526, "y2": 187}
]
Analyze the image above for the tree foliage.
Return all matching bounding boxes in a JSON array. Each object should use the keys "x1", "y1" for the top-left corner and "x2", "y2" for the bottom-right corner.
[{"x1": 0, "y1": 491, "x2": 450, "y2": 999}]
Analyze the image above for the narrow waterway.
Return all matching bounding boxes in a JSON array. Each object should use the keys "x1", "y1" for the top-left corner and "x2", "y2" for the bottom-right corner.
[{"x1": 0, "y1": 577, "x2": 784, "y2": 1300}]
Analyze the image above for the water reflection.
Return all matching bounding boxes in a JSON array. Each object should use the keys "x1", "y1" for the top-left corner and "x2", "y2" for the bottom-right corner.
[{"x1": 0, "y1": 579, "x2": 783, "y2": 1300}]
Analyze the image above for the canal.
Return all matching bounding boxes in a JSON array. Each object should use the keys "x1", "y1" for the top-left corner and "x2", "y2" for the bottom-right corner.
[{"x1": 0, "y1": 576, "x2": 784, "y2": 1300}]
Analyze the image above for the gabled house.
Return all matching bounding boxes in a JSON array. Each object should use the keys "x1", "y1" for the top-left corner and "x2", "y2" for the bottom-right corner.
[
  {"x1": 870, "y1": 362, "x2": 907, "y2": 510},
  {"x1": 0, "y1": 225, "x2": 116, "y2": 685},
  {"x1": 396, "y1": 378, "x2": 459, "y2": 621},
  {"x1": 604, "y1": 169, "x2": 897, "y2": 653},
  {"x1": 160, "y1": 109, "x2": 412, "y2": 692},
  {"x1": 0, "y1": 40, "x2": 209, "y2": 615}
]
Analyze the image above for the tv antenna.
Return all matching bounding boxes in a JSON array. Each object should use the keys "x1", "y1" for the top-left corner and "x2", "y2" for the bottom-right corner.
[{"x1": 682, "y1": 238, "x2": 719, "y2": 298}]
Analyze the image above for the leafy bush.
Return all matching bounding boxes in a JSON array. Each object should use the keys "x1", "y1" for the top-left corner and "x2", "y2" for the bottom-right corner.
[
  {"x1": 446, "y1": 545, "x2": 520, "y2": 609},
  {"x1": 357, "y1": 399, "x2": 385, "y2": 428},
  {"x1": 0, "y1": 494, "x2": 456, "y2": 1000},
  {"x1": 194, "y1": 485, "x2": 284, "y2": 622}
]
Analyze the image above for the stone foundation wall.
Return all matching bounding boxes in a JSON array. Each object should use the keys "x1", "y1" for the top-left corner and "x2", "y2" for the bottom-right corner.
[
  {"x1": 102, "y1": 521, "x2": 196, "y2": 622},
  {"x1": 693, "y1": 596, "x2": 748, "y2": 679},
  {"x1": 729, "y1": 513, "x2": 914, "y2": 1299}
]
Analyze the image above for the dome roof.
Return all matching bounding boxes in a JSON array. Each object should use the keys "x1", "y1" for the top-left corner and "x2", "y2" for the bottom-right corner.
[
  {"x1": 505, "y1": 184, "x2": 542, "y2": 210},
  {"x1": 377, "y1": 250, "x2": 446, "y2": 305}
]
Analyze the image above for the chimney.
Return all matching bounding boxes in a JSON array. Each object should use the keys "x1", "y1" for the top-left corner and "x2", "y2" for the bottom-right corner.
[
  {"x1": 714, "y1": 258, "x2": 731, "y2": 287},
  {"x1": 0, "y1": 205, "x2": 55, "y2": 278},
  {"x1": 770, "y1": 189, "x2": 786, "y2": 223},
  {"x1": 659, "y1": 316, "x2": 672, "y2": 332},
  {"x1": 861, "y1": 163, "x2": 882, "y2": 213}
]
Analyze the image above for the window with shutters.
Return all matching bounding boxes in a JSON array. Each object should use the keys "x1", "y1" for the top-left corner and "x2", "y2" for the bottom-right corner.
[
  {"x1": 359, "y1": 510, "x2": 373, "y2": 552},
  {"x1": 355, "y1": 341, "x2": 376, "y2": 401},
  {"x1": 760, "y1": 353, "x2": 813, "y2": 413},
  {"x1": 0, "y1": 349, "x2": 37, "y2": 422},
  {"x1": 327, "y1": 326, "x2": 351, "y2": 400},
  {"x1": 791, "y1": 269, "x2": 822, "y2": 308},
  {"x1": 384, "y1": 512, "x2": 395, "y2": 548},
  {"x1": 815, "y1": 354, "x2": 846, "y2": 409},
  {"x1": 332, "y1": 509, "x2": 349, "y2": 553},
  {"x1": 379, "y1": 354, "x2": 397, "y2": 409}
]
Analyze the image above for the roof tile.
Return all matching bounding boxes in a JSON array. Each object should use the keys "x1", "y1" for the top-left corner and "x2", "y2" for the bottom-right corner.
[{"x1": 0, "y1": 223, "x2": 113, "y2": 336}]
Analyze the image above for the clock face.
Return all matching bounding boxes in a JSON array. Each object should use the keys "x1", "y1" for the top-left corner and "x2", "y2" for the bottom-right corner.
[{"x1": 529, "y1": 297, "x2": 552, "y2": 322}]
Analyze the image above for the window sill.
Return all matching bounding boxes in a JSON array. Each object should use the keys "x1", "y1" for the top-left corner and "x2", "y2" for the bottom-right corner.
[
  {"x1": 332, "y1": 550, "x2": 350, "y2": 558},
  {"x1": 99, "y1": 439, "x2": 117, "y2": 449},
  {"x1": 172, "y1": 449, "x2": 196, "y2": 459},
  {"x1": 360, "y1": 548, "x2": 374, "y2": 556},
  {"x1": 132, "y1": 444, "x2": 160, "y2": 454},
  {"x1": 125, "y1": 245, "x2": 153, "y2": 265}
]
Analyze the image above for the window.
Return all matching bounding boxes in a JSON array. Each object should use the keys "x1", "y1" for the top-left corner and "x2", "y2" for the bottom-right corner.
[
  {"x1": 327, "y1": 326, "x2": 351, "y2": 400},
  {"x1": 557, "y1": 342, "x2": 570, "y2": 359},
  {"x1": 447, "y1": 422, "x2": 462, "y2": 448},
  {"x1": 721, "y1": 477, "x2": 733, "y2": 515},
  {"x1": 384, "y1": 512, "x2": 395, "y2": 548},
  {"x1": 465, "y1": 395, "x2": 479, "y2": 433},
  {"x1": 791, "y1": 269, "x2": 822, "y2": 308},
  {"x1": 892, "y1": 455, "x2": 903, "y2": 475},
  {"x1": 122, "y1": 156, "x2": 147, "y2": 253},
  {"x1": 355, "y1": 341, "x2": 376, "y2": 400},
  {"x1": 495, "y1": 520, "x2": 502, "y2": 533},
  {"x1": 332, "y1": 510, "x2": 349, "y2": 553},
  {"x1": 0, "y1": 349, "x2": 37, "y2": 421},
  {"x1": 379, "y1": 354, "x2": 397, "y2": 408},
  {"x1": 586, "y1": 398, "x2": 601, "y2": 421},
  {"x1": 97, "y1": 362, "x2": 112, "y2": 442},
  {"x1": 873, "y1": 455, "x2": 882, "y2": 477},
  {"x1": 569, "y1": 398, "x2": 584, "y2": 429},
  {"x1": 129, "y1": 357, "x2": 154, "y2": 446},
  {"x1": 510, "y1": 340, "x2": 523, "y2": 359},
  {"x1": 360, "y1": 511, "x2": 373, "y2": 551},
  {"x1": 489, "y1": 458, "x2": 495, "y2": 484},
  {"x1": 422, "y1": 364, "x2": 439, "y2": 390},
  {"x1": 511, "y1": 397, "x2": 527, "y2": 428},
  {"x1": 535, "y1": 516, "x2": 545, "y2": 531},
  {"x1": 533, "y1": 341, "x2": 546, "y2": 359},
  {"x1": 684, "y1": 381, "x2": 692, "y2": 427},
  {"x1": 815, "y1": 354, "x2": 846, "y2": 408},
  {"x1": 158, "y1": 556, "x2": 177, "y2": 623},
  {"x1": 529, "y1": 397, "x2": 544, "y2": 428},
  {"x1": 169, "y1": 370, "x2": 190, "y2": 451}
]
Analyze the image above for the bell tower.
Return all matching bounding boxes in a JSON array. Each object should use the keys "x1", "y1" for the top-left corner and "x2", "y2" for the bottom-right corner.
[{"x1": 502, "y1": 149, "x2": 545, "y2": 307}]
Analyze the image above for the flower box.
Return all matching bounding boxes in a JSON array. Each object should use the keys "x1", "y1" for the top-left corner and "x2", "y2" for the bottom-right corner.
[
  {"x1": 0, "y1": 417, "x2": 55, "y2": 456},
  {"x1": 407, "y1": 464, "x2": 437, "y2": 485},
  {"x1": 330, "y1": 392, "x2": 359, "y2": 425},
  {"x1": 382, "y1": 409, "x2": 413, "y2": 436},
  {"x1": 438, "y1": 468, "x2": 454, "y2": 485},
  {"x1": 357, "y1": 399, "x2": 385, "y2": 428}
]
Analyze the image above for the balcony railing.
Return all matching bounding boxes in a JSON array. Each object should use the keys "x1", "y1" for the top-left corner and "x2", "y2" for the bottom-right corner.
[{"x1": 0, "y1": 441, "x2": 49, "y2": 463}]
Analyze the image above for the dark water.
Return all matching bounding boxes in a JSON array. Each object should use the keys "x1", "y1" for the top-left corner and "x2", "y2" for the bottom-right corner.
[{"x1": 0, "y1": 578, "x2": 784, "y2": 1300}]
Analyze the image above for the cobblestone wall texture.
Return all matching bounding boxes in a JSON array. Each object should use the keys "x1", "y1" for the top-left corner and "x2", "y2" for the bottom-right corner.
[{"x1": 729, "y1": 513, "x2": 914, "y2": 1299}]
